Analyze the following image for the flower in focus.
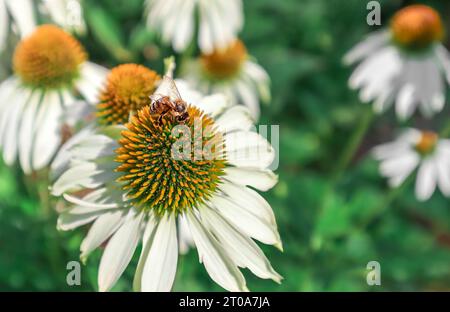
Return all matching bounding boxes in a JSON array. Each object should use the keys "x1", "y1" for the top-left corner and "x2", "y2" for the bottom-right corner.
[
  {"x1": 183, "y1": 39, "x2": 270, "y2": 119},
  {"x1": 373, "y1": 128, "x2": 450, "y2": 201},
  {"x1": 0, "y1": 24, "x2": 107, "y2": 174},
  {"x1": 51, "y1": 77, "x2": 282, "y2": 292},
  {"x1": 145, "y1": 0, "x2": 243, "y2": 53},
  {"x1": 344, "y1": 5, "x2": 450, "y2": 120}
]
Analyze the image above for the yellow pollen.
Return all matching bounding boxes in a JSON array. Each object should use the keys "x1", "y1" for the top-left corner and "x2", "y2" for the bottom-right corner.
[
  {"x1": 391, "y1": 5, "x2": 444, "y2": 50},
  {"x1": 115, "y1": 105, "x2": 226, "y2": 215},
  {"x1": 97, "y1": 64, "x2": 160, "y2": 126},
  {"x1": 13, "y1": 24, "x2": 87, "y2": 89},
  {"x1": 200, "y1": 40, "x2": 247, "y2": 80},
  {"x1": 415, "y1": 131, "x2": 438, "y2": 155}
]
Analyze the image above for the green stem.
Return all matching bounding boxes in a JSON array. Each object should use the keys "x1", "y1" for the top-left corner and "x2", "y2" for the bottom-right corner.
[
  {"x1": 312, "y1": 107, "x2": 374, "y2": 250},
  {"x1": 331, "y1": 107, "x2": 374, "y2": 183}
]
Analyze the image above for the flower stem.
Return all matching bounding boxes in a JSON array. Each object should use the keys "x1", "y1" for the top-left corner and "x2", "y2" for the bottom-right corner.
[
  {"x1": 312, "y1": 106, "x2": 374, "y2": 250},
  {"x1": 331, "y1": 107, "x2": 374, "y2": 183}
]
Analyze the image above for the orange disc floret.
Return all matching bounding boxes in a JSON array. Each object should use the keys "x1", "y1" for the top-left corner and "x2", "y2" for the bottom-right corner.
[
  {"x1": 415, "y1": 131, "x2": 438, "y2": 156},
  {"x1": 13, "y1": 24, "x2": 87, "y2": 89},
  {"x1": 391, "y1": 5, "x2": 444, "y2": 50}
]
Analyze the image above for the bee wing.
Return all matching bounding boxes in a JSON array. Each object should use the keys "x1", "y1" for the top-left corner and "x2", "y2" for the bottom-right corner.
[{"x1": 151, "y1": 75, "x2": 182, "y2": 102}]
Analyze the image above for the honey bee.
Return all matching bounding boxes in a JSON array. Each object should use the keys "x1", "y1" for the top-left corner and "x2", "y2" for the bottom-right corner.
[{"x1": 150, "y1": 76, "x2": 189, "y2": 125}]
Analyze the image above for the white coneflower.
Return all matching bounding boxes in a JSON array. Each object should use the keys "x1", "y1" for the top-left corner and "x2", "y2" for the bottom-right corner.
[
  {"x1": 51, "y1": 76, "x2": 282, "y2": 292},
  {"x1": 373, "y1": 129, "x2": 450, "y2": 201},
  {"x1": 0, "y1": 25, "x2": 107, "y2": 174},
  {"x1": 345, "y1": 5, "x2": 450, "y2": 120},
  {"x1": 182, "y1": 39, "x2": 270, "y2": 119},
  {"x1": 145, "y1": 0, "x2": 243, "y2": 53}
]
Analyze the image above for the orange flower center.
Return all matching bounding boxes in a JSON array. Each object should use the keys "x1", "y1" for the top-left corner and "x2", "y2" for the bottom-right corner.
[
  {"x1": 97, "y1": 64, "x2": 160, "y2": 126},
  {"x1": 115, "y1": 105, "x2": 225, "y2": 215},
  {"x1": 13, "y1": 25, "x2": 87, "y2": 89},
  {"x1": 200, "y1": 40, "x2": 247, "y2": 80},
  {"x1": 391, "y1": 5, "x2": 444, "y2": 50},
  {"x1": 415, "y1": 131, "x2": 438, "y2": 155}
]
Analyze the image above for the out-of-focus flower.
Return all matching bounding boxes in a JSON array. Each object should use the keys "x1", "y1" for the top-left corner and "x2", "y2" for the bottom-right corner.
[
  {"x1": 0, "y1": 0, "x2": 36, "y2": 51},
  {"x1": 373, "y1": 128, "x2": 450, "y2": 201},
  {"x1": 145, "y1": 0, "x2": 243, "y2": 53},
  {"x1": 40, "y1": 0, "x2": 86, "y2": 35},
  {"x1": 0, "y1": 25, "x2": 107, "y2": 174},
  {"x1": 183, "y1": 40, "x2": 270, "y2": 119},
  {"x1": 345, "y1": 5, "x2": 450, "y2": 120},
  {"x1": 51, "y1": 76, "x2": 281, "y2": 292},
  {"x1": 0, "y1": 0, "x2": 86, "y2": 52}
]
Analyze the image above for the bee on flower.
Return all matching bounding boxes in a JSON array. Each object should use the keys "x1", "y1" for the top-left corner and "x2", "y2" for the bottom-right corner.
[
  {"x1": 51, "y1": 67, "x2": 282, "y2": 292},
  {"x1": 373, "y1": 129, "x2": 450, "y2": 201},
  {"x1": 182, "y1": 39, "x2": 270, "y2": 119},
  {"x1": 0, "y1": 25, "x2": 107, "y2": 174},
  {"x1": 145, "y1": 0, "x2": 243, "y2": 54},
  {"x1": 344, "y1": 5, "x2": 450, "y2": 120}
]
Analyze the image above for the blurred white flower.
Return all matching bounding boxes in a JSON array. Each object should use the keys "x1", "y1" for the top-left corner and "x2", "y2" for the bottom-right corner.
[
  {"x1": 145, "y1": 0, "x2": 243, "y2": 53},
  {"x1": 0, "y1": 0, "x2": 86, "y2": 52},
  {"x1": 0, "y1": 0, "x2": 36, "y2": 51},
  {"x1": 40, "y1": 0, "x2": 86, "y2": 35},
  {"x1": 0, "y1": 25, "x2": 107, "y2": 174},
  {"x1": 345, "y1": 5, "x2": 450, "y2": 120},
  {"x1": 373, "y1": 128, "x2": 450, "y2": 201},
  {"x1": 51, "y1": 77, "x2": 282, "y2": 292},
  {"x1": 183, "y1": 40, "x2": 270, "y2": 119}
]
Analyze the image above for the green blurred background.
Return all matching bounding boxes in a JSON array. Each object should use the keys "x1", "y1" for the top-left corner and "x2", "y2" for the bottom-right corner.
[{"x1": 1, "y1": 0, "x2": 450, "y2": 291}]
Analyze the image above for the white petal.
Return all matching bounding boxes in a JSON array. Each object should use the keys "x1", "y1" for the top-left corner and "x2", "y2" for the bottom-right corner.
[
  {"x1": 186, "y1": 210, "x2": 248, "y2": 292},
  {"x1": 2, "y1": 88, "x2": 31, "y2": 165},
  {"x1": 6, "y1": 0, "x2": 36, "y2": 37},
  {"x1": 0, "y1": 0, "x2": 8, "y2": 51},
  {"x1": 80, "y1": 209, "x2": 125, "y2": 261},
  {"x1": 343, "y1": 31, "x2": 390, "y2": 65},
  {"x1": 225, "y1": 131, "x2": 275, "y2": 169},
  {"x1": 178, "y1": 213, "x2": 194, "y2": 254},
  {"x1": 32, "y1": 91, "x2": 63, "y2": 170},
  {"x1": 435, "y1": 151, "x2": 450, "y2": 196},
  {"x1": 140, "y1": 213, "x2": 178, "y2": 292},
  {"x1": 216, "y1": 105, "x2": 254, "y2": 133},
  {"x1": 57, "y1": 211, "x2": 102, "y2": 231},
  {"x1": 52, "y1": 162, "x2": 111, "y2": 196},
  {"x1": 415, "y1": 158, "x2": 437, "y2": 201},
  {"x1": 195, "y1": 93, "x2": 229, "y2": 117},
  {"x1": 200, "y1": 205, "x2": 282, "y2": 283},
  {"x1": 133, "y1": 214, "x2": 157, "y2": 291},
  {"x1": 224, "y1": 167, "x2": 278, "y2": 191},
  {"x1": 76, "y1": 62, "x2": 108, "y2": 103},
  {"x1": 98, "y1": 210, "x2": 142, "y2": 292},
  {"x1": 18, "y1": 90, "x2": 42, "y2": 174},
  {"x1": 395, "y1": 84, "x2": 416, "y2": 120}
]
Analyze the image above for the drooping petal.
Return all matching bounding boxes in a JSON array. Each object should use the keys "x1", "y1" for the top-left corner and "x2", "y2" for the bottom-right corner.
[
  {"x1": 186, "y1": 210, "x2": 248, "y2": 292},
  {"x1": 200, "y1": 205, "x2": 282, "y2": 283},
  {"x1": 98, "y1": 210, "x2": 142, "y2": 292},
  {"x1": 140, "y1": 213, "x2": 178, "y2": 292}
]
